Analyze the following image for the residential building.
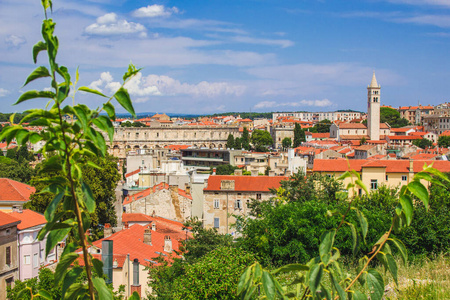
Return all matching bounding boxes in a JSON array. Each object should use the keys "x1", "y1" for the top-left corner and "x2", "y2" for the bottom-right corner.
[
  {"x1": 203, "y1": 175, "x2": 288, "y2": 235},
  {"x1": 313, "y1": 159, "x2": 450, "y2": 196},
  {"x1": 272, "y1": 111, "x2": 362, "y2": 123},
  {"x1": 0, "y1": 211, "x2": 20, "y2": 300},
  {"x1": 0, "y1": 179, "x2": 35, "y2": 212},
  {"x1": 181, "y1": 148, "x2": 242, "y2": 170},
  {"x1": 9, "y1": 208, "x2": 58, "y2": 280},
  {"x1": 398, "y1": 105, "x2": 434, "y2": 124},
  {"x1": 123, "y1": 182, "x2": 192, "y2": 222}
]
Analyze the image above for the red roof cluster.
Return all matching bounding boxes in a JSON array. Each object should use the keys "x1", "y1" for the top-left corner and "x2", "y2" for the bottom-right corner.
[
  {"x1": 204, "y1": 175, "x2": 288, "y2": 192},
  {"x1": 9, "y1": 209, "x2": 46, "y2": 230},
  {"x1": 0, "y1": 178, "x2": 36, "y2": 202},
  {"x1": 0, "y1": 211, "x2": 20, "y2": 228},
  {"x1": 123, "y1": 182, "x2": 192, "y2": 205}
]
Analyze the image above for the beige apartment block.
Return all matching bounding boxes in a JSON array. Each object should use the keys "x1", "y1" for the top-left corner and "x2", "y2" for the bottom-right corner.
[
  {"x1": 203, "y1": 175, "x2": 288, "y2": 235},
  {"x1": 313, "y1": 159, "x2": 450, "y2": 197},
  {"x1": 0, "y1": 212, "x2": 20, "y2": 300}
]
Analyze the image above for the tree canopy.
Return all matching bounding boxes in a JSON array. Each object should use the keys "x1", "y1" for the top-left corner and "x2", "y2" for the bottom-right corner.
[
  {"x1": 293, "y1": 123, "x2": 305, "y2": 147},
  {"x1": 413, "y1": 138, "x2": 434, "y2": 149},
  {"x1": 380, "y1": 106, "x2": 409, "y2": 128},
  {"x1": 438, "y1": 135, "x2": 450, "y2": 148},
  {"x1": 251, "y1": 129, "x2": 273, "y2": 152},
  {"x1": 282, "y1": 137, "x2": 292, "y2": 149}
]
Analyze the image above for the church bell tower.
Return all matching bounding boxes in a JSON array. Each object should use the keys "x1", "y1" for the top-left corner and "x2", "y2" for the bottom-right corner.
[{"x1": 367, "y1": 72, "x2": 380, "y2": 141}]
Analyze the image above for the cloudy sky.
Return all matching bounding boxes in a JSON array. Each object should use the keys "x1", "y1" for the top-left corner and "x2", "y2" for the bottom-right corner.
[{"x1": 1, "y1": 0, "x2": 449, "y2": 114}]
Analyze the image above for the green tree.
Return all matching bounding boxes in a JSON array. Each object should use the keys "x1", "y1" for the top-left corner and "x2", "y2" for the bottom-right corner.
[
  {"x1": 241, "y1": 127, "x2": 250, "y2": 150},
  {"x1": 293, "y1": 123, "x2": 305, "y2": 147},
  {"x1": 380, "y1": 106, "x2": 409, "y2": 128},
  {"x1": 226, "y1": 134, "x2": 235, "y2": 149},
  {"x1": 282, "y1": 137, "x2": 292, "y2": 149},
  {"x1": 315, "y1": 119, "x2": 332, "y2": 133},
  {"x1": 413, "y1": 138, "x2": 434, "y2": 149},
  {"x1": 438, "y1": 135, "x2": 450, "y2": 148},
  {"x1": 234, "y1": 137, "x2": 242, "y2": 149},
  {"x1": 251, "y1": 129, "x2": 273, "y2": 152},
  {"x1": 26, "y1": 154, "x2": 120, "y2": 240},
  {"x1": 16, "y1": 145, "x2": 35, "y2": 162},
  {"x1": 0, "y1": 156, "x2": 36, "y2": 183},
  {"x1": 171, "y1": 247, "x2": 255, "y2": 300},
  {"x1": 212, "y1": 164, "x2": 239, "y2": 175}
]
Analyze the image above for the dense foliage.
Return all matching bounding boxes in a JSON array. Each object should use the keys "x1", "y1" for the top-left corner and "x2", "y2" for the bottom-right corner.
[
  {"x1": 211, "y1": 164, "x2": 239, "y2": 175},
  {"x1": 0, "y1": 146, "x2": 36, "y2": 183},
  {"x1": 380, "y1": 106, "x2": 409, "y2": 128},
  {"x1": 282, "y1": 137, "x2": 292, "y2": 149},
  {"x1": 251, "y1": 129, "x2": 273, "y2": 152},
  {"x1": 412, "y1": 138, "x2": 434, "y2": 149},
  {"x1": 438, "y1": 135, "x2": 450, "y2": 148},
  {"x1": 241, "y1": 127, "x2": 251, "y2": 150},
  {"x1": 293, "y1": 123, "x2": 305, "y2": 147}
]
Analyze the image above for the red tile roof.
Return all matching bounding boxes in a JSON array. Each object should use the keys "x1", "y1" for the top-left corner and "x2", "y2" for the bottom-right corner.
[
  {"x1": 125, "y1": 169, "x2": 140, "y2": 178},
  {"x1": 391, "y1": 127, "x2": 413, "y2": 133},
  {"x1": 313, "y1": 159, "x2": 450, "y2": 173},
  {"x1": 0, "y1": 211, "x2": 20, "y2": 228},
  {"x1": 338, "y1": 123, "x2": 367, "y2": 129},
  {"x1": 165, "y1": 145, "x2": 191, "y2": 151},
  {"x1": 204, "y1": 175, "x2": 288, "y2": 192},
  {"x1": 389, "y1": 136, "x2": 422, "y2": 140},
  {"x1": 9, "y1": 209, "x2": 46, "y2": 230},
  {"x1": 122, "y1": 213, "x2": 153, "y2": 223},
  {"x1": 440, "y1": 130, "x2": 450, "y2": 137},
  {"x1": 123, "y1": 182, "x2": 192, "y2": 205},
  {"x1": 0, "y1": 178, "x2": 35, "y2": 202},
  {"x1": 355, "y1": 145, "x2": 376, "y2": 151}
]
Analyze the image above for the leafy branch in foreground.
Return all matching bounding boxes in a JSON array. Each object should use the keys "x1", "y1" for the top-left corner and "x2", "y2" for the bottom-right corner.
[
  {"x1": 237, "y1": 163, "x2": 450, "y2": 300},
  {"x1": 0, "y1": 1, "x2": 141, "y2": 299}
]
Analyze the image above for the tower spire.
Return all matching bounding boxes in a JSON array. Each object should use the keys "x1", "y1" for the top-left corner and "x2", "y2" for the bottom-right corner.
[{"x1": 369, "y1": 71, "x2": 379, "y2": 88}]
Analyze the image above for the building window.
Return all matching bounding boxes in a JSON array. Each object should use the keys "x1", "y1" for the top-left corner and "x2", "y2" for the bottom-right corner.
[
  {"x1": 214, "y1": 218, "x2": 220, "y2": 229},
  {"x1": 33, "y1": 253, "x2": 38, "y2": 268},
  {"x1": 402, "y1": 175, "x2": 407, "y2": 181},
  {"x1": 24, "y1": 255, "x2": 31, "y2": 265},
  {"x1": 385, "y1": 175, "x2": 388, "y2": 181},
  {"x1": 213, "y1": 199, "x2": 220, "y2": 209},
  {"x1": 370, "y1": 179, "x2": 378, "y2": 190},
  {"x1": 256, "y1": 193, "x2": 262, "y2": 200},
  {"x1": 235, "y1": 199, "x2": 242, "y2": 210},
  {"x1": 6, "y1": 277, "x2": 14, "y2": 288},
  {"x1": 6, "y1": 246, "x2": 11, "y2": 265}
]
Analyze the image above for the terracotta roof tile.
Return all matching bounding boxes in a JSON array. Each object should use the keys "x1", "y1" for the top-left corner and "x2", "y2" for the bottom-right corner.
[
  {"x1": 204, "y1": 175, "x2": 288, "y2": 192},
  {"x1": 0, "y1": 211, "x2": 20, "y2": 227},
  {"x1": 9, "y1": 209, "x2": 46, "y2": 230},
  {"x1": 123, "y1": 182, "x2": 192, "y2": 205},
  {"x1": 0, "y1": 178, "x2": 35, "y2": 202},
  {"x1": 338, "y1": 123, "x2": 367, "y2": 129}
]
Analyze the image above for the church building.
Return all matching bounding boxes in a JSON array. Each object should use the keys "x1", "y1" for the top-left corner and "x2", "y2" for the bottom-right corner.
[{"x1": 330, "y1": 72, "x2": 390, "y2": 143}]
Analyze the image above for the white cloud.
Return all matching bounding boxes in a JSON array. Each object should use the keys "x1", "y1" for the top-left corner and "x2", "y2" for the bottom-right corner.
[
  {"x1": 5, "y1": 35, "x2": 26, "y2": 48},
  {"x1": 0, "y1": 88, "x2": 10, "y2": 97},
  {"x1": 133, "y1": 5, "x2": 179, "y2": 18},
  {"x1": 397, "y1": 14, "x2": 450, "y2": 28},
  {"x1": 231, "y1": 36, "x2": 294, "y2": 48},
  {"x1": 85, "y1": 13, "x2": 146, "y2": 36},
  {"x1": 386, "y1": 0, "x2": 450, "y2": 7},
  {"x1": 88, "y1": 72, "x2": 245, "y2": 98},
  {"x1": 254, "y1": 99, "x2": 333, "y2": 109},
  {"x1": 144, "y1": 18, "x2": 247, "y2": 34}
]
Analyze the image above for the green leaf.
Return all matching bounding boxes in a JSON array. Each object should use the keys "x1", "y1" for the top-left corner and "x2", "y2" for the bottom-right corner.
[
  {"x1": 55, "y1": 253, "x2": 79, "y2": 285},
  {"x1": 36, "y1": 289, "x2": 52, "y2": 299},
  {"x1": 330, "y1": 270, "x2": 345, "y2": 300},
  {"x1": 123, "y1": 63, "x2": 142, "y2": 81},
  {"x1": 44, "y1": 191, "x2": 65, "y2": 222},
  {"x1": 407, "y1": 180, "x2": 429, "y2": 210},
  {"x1": 78, "y1": 86, "x2": 107, "y2": 98},
  {"x1": 237, "y1": 265, "x2": 252, "y2": 295},
  {"x1": 92, "y1": 258, "x2": 104, "y2": 278},
  {"x1": 272, "y1": 263, "x2": 309, "y2": 274},
  {"x1": 57, "y1": 65, "x2": 71, "y2": 86},
  {"x1": 261, "y1": 270, "x2": 275, "y2": 300},
  {"x1": 23, "y1": 66, "x2": 51, "y2": 87},
  {"x1": 128, "y1": 292, "x2": 141, "y2": 300},
  {"x1": 388, "y1": 238, "x2": 407, "y2": 264},
  {"x1": 355, "y1": 179, "x2": 368, "y2": 195},
  {"x1": 61, "y1": 267, "x2": 83, "y2": 300},
  {"x1": 399, "y1": 194, "x2": 413, "y2": 226},
  {"x1": 33, "y1": 41, "x2": 47, "y2": 64},
  {"x1": 57, "y1": 84, "x2": 70, "y2": 104},
  {"x1": 73, "y1": 105, "x2": 88, "y2": 130},
  {"x1": 308, "y1": 263, "x2": 323, "y2": 296},
  {"x1": 338, "y1": 171, "x2": 351, "y2": 181},
  {"x1": 15, "y1": 90, "x2": 55, "y2": 105},
  {"x1": 351, "y1": 290, "x2": 367, "y2": 300},
  {"x1": 64, "y1": 283, "x2": 86, "y2": 300},
  {"x1": 15, "y1": 129, "x2": 30, "y2": 145},
  {"x1": 103, "y1": 102, "x2": 115, "y2": 121},
  {"x1": 366, "y1": 269, "x2": 384, "y2": 300},
  {"x1": 29, "y1": 132, "x2": 43, "y2": 144},
  {"x1": 356, "y1": 209, "x2": 368, "y2": 242},
  {"x1": 348, "y1": 222, "x2": 359, "y2": 255},
  {"x1": 114, "y1": 87, "x2": 136, "y2": 118},
  {"x1": 317, "y1": 283, "x2": 331, "y2": 300},
  {"x1": 93, "y1": 277, "x2": 113, "y2": 300},
  {"x1": 86, "y1": 160, "x2": 102, "y2": 170},
  {"x1": 319, "y1": 230, "x2": 336, "y2": 266},
  {"x1": 46, "y1": 226, "x2": 71, "y2": 257},
  {"x1": 423, "y1": 165, "x2": 450, "y2": 183},
  {"x1": 386, "y1": 253, "x2": 398, "y2": 285}
]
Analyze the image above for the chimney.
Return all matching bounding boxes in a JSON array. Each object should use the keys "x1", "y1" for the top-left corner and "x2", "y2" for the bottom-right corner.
[
  {"x1": 143, "y1": 226, "x2": 152, "y2": 245},
  {"x1": 104, "y1": 223, "x2": 113, "y2": 238},
  {"x1": 409, "y1": 159, "x2": 414, "y2": 175},
  {"x1": 184, "y1": 183, "x2": 191, "y2": 195},
  {"x1": 251, "y1": 170, "x2": 258, "y2": 176},
  {"x1": 234, "y1": 169, "x2": 243, "y2": 176},
  {"x1": 164, "y1": 236, "x2": 172, "y2": 253},
  {"x1": 152, "y1": 222, "x2": 156, "y2": 231},
  {"x1": 124, "y1": 222, "x2": 129, "y2": 229},
  {"x1": 130, "y1": 259, "x2": 141, "y2": 298},
  {"x1": 212, "y1": 168, "x2": 216, "y2": 175},
  {"x1": 12, "y1": 205, "x2": 23, "y2": 213}
]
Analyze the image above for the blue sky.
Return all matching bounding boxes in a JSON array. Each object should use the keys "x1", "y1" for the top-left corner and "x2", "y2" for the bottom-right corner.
[{"x1": 1, "y1": 0, "x2": 449, "y2": 114}]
